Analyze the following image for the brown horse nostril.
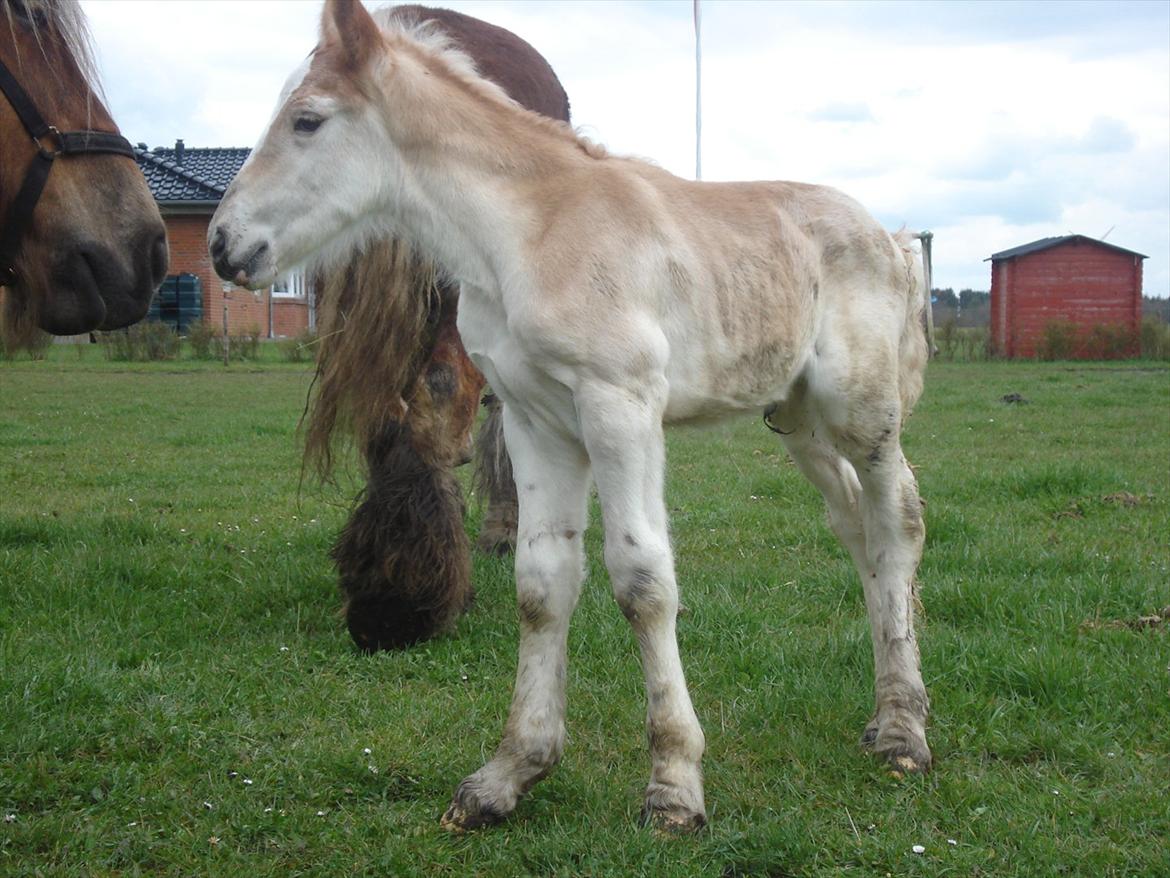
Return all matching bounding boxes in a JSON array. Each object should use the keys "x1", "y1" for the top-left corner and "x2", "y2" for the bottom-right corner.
[{"x1": 150, "y1": 234, "x2": 169, "y2": 286}]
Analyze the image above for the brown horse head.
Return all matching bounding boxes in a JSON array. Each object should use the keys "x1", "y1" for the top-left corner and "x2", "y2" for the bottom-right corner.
[{"x1": 0, "y1": 0, "x2": 167, "y2": 343}]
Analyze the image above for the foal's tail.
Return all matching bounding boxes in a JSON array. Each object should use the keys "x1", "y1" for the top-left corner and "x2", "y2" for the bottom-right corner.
[{"x1": 893, "y1": 228, "x2": 931, "y2": 420}]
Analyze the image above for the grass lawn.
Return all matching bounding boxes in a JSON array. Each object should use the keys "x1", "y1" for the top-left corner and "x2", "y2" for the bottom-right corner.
[{"x1": 1, "y1": 346, "x2": 1168, "y2": 876}]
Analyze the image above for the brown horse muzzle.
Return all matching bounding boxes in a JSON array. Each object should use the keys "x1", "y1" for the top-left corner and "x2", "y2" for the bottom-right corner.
[{"x1": 37, "y1": 228, "x2": 168, "y2": 335}]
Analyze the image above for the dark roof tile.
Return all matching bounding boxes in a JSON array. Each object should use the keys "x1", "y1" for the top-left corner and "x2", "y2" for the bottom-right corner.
[
  {"x1": 135, "y1": 145, "x2": 251, "y2": 204},
  {"x1": 987, "y1": 234, "x2": 1147, "y2": 262}
]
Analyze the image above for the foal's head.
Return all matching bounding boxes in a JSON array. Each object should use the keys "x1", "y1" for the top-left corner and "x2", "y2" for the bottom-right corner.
[
  {"x1": 0, "y1": 0, "x2": 167, "y2": 340},
  {"x1": 210, "y1": 0, "x2": 398, "y2": 290}
]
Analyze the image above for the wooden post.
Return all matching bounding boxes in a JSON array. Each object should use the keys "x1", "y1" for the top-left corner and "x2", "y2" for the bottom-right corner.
[
  {"x1": 916, "y1": 230, "x2": 936, "y2": 357},
  {"x1": 221, "y1": 282, "x2": 231, "y2": 366},
  {"x1": 694, "y1": 0, "x2": 702, "y2": 181}
]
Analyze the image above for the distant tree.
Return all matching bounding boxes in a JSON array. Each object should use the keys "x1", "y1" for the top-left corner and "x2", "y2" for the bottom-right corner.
[
  {"x1": 1142, "y1": 295, "x2": 1170, "y2": 324},
  {"x1": 932, "y1": 287, "x2": 957, "y2": 308},
  {"x1": 959, "y1": 289, "x2": 990, "y2": 311}
]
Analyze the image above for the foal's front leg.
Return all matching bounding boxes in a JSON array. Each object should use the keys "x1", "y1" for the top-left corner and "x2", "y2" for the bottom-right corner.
[
  {"x1": 578, "y1": 382, "x2": 707, "y2": 833},
  {"x1": 441, "y1": 410, "x2": 591, "y2": 831}
]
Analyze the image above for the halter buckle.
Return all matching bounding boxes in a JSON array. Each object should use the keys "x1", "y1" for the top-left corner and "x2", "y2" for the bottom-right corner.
[{"x1": 32, "y1": 125, "x2": 62, "y2": 160}]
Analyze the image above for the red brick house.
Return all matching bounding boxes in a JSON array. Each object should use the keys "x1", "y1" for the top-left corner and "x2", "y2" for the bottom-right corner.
[
  {"x1": 135, "y1": 140, "x2": 314, "y2": 338},
  {"x1": 988, "y1": 235, "x2": 1146, "y2": 359}
]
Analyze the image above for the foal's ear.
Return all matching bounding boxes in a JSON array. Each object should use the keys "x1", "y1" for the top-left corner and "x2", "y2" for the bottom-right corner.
[{"x1": 321, "y1": 0, "x2": 382, "y2": 70}]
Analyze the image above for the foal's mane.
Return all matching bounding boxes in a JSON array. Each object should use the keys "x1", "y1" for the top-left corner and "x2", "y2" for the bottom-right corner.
[{"x1": 373, "y1": 7, "x2": 606, "y2": 161}]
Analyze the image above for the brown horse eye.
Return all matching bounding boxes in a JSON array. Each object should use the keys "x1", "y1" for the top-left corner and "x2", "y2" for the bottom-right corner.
[{"x1": 294, "y1": 117, "x2": 322, "y2": 134}]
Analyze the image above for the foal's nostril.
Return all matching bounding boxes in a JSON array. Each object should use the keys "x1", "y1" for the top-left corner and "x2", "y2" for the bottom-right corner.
[{"x1": 210, "y1": 227, "x2": 227, "y2": 260}]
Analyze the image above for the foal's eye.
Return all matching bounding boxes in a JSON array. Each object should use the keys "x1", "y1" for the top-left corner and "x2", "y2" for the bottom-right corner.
[{"x1": 294, "y1": 116, "x2": 323, "y2": 135}]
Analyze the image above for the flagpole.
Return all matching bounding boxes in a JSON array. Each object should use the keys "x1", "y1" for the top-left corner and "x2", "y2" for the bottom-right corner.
[{"x1": 694, "y1": 0, "x2": 702, "y2": 181}]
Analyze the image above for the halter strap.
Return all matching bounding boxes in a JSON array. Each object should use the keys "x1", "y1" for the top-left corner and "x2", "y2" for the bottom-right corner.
[
  {"x1": 0, "y1": 57, "x2": 136, "y2": 286},
  {"x1": 0, "y1": 54, "x2": 50, "y2": 142}
]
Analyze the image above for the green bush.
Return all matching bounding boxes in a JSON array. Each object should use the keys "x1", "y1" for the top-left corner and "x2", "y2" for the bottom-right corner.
[
  {"x1": 934, "y1": 321, "x2": 988, "y2": 362},
  {"x1": 1139, "y1": 316, "x2": 1170, "y2": 361},
  {"x1": 1038, "y1": 319, "x2": 1080, "y2": 360},
  {"x1": 277, "y1": 328, "x2": 317, "y2": 362},
  {"x1": 207, "y1": 323, "x2": 262, "y2": 362},
  {"x1": 186, "y1": 320, "x2": 218, "y2": 360},
  {"x1": 234, "y1": 324, "x2": 262, "y2": 360},
  {"x1": 98, "y1": 321, "x2": 179, "y2": 361},
  {"x1": 1085, "y1": 323, "x2": 1137, "y2": 360},
  {"x1": 0, "y1": 328, "x2": 51, "y2": 360}
]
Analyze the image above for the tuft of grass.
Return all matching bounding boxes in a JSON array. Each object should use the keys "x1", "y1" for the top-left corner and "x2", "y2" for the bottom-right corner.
[{"x1": 1, "y1": 352, "x2": 1167, "y2": 876}]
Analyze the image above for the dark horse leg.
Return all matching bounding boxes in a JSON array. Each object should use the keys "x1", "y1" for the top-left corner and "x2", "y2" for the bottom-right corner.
[
  {"x1": 337, "y1": 288, "x2": 485, "y2": 651},
  {"x1": 474, "y1": 395, "x2": 519, "y2": 555}
]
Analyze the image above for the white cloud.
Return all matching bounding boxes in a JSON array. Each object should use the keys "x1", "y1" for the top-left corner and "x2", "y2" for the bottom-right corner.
[{"x1": 78, "y1": 0, "x2": 1169, "y2": 296}]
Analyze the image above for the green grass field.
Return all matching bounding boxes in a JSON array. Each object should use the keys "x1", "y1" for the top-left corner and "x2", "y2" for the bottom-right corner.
[{"x1": 2, "y1": 348, "x2": 1168, "y2": 876}]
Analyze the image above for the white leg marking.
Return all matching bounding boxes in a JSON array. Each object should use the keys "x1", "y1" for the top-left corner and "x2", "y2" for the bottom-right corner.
[
  {"x1": 577, "y1": 381, "x2": 706, "y2": 831},
  {"x1": 442, "y1": 408, "x2": 592, "y2": 830},
  {"x1": 778, "y1": 402, "x2": 930, "y2": 772}
]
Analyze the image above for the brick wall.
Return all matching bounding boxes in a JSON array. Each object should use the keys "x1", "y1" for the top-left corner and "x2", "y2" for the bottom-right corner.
[{"x1": 161, "y1": 211, "x2": 311, "y2": 338}]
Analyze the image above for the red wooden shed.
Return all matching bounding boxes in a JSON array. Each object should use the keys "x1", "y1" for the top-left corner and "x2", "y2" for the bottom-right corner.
[{"x1": 988, "y1": 235, "x2": 1146, "y2": 359}]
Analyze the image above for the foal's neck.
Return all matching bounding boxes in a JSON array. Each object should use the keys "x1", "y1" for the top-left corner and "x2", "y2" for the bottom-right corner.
[{"x1": 378, "y1": 45, "x2": 587, "y2": 294}]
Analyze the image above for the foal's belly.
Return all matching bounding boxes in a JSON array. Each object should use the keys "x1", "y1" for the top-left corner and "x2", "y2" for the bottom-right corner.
[{"x1": 661, "y1": 323, "x2": 816, "y2": 425}]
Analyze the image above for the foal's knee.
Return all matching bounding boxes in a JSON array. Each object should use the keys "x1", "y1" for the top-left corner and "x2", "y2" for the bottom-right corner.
[
  {"x1": 607, "y1": 540, "x2": 676, "y2": 625},
  {"x1": 514, "y1": 529, "x2": 584, "y2": 627}
]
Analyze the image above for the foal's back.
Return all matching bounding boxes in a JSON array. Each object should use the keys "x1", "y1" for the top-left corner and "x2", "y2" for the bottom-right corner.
[{"x1": 523, "y1": 157, "x2": 916, "y2": 424}]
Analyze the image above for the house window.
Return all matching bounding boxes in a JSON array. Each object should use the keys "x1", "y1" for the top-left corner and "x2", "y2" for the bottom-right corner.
[{"x1": 272, "y1": 269, "x2": 309, "y2": 299}]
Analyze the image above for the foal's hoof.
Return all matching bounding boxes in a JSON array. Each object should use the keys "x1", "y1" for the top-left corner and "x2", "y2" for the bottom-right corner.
[
  {"x1": 872, "y1": 737, "x2": 932, "y2": 776},
  {"x1": 439, "y1": 781, "x2": 510, "y2": 833},
  {"x1": 884, "y1": 751, "x2": 931, "y2": 777},
  {"x1": 641, "y1": 804, "x2": 707, "y2": 836},
  {"x1": 641, "y1": 783, "x2": 707, "y2": 835},
  {"x1": 861, "y1": 718, "x2": 931, "y2": 775},
  {"x1": 440, "y1": 800, "x2": 506, "y2": 833}
]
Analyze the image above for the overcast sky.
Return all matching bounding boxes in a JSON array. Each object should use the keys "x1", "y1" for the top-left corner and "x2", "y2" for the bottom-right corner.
[{"x1": 79, "y1": 0, "x2": 1170, "y2": 296}]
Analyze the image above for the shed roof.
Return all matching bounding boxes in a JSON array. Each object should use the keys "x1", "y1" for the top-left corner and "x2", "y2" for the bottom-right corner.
[
  {"x1": 986, "y1": 235, "x2": 1147, "y2": 262},
  {"x1": 135, "y1": 141, "x2": 250, "y2": 205}
]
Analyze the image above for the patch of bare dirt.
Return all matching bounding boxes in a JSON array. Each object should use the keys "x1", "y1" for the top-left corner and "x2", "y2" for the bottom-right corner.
[
  {"x1": 1080, "y1": 607, "x2": 1170, "y2": 633},
  {"x1": 1102, "y1": 491, "x2": 1143, "y2": 508}
]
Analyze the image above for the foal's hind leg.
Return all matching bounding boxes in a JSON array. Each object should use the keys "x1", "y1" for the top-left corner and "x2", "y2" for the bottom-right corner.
[
  {"x1": 851, "y1": 445, "x2": 930, "y2": 774},
  {"x1": 441, "y1": 408, "x2": 591, "y2": 831},
  {"x1": 778, "y1": 401, "x2": 930, "y2": 774}
]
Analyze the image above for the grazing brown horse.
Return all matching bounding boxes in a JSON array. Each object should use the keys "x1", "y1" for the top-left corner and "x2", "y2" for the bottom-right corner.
[
  {"x1": 301, "y1": 4, "x2": 566, "y2": 650},
  {"x1": 0, "y1": 0, "x2": 167, "y2": 348}
]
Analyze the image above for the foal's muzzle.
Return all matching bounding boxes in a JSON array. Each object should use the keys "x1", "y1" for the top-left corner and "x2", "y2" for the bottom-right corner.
[{"x1": 209, "y1": 225, "x2": 270, "y2": 288}]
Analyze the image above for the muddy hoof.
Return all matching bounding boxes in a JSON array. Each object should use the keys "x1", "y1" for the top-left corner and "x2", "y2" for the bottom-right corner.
[
  {"x1": 440, "y1": 782, "x2": 510, "y2": 833},
  {"x1": 440, "y1": 801, "x2": 507, "y2": 833},
  {"x1": 641, "y1": 804, "x2": 707, "y2": 835},
  {"x1": 874, "y1": 736, "x2": 932, "y2": 776}
]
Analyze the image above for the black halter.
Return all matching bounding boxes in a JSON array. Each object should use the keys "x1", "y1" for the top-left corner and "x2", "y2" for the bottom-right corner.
[{"x1": 0, "y1": 56, "x2": 136, "y2": 287}]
